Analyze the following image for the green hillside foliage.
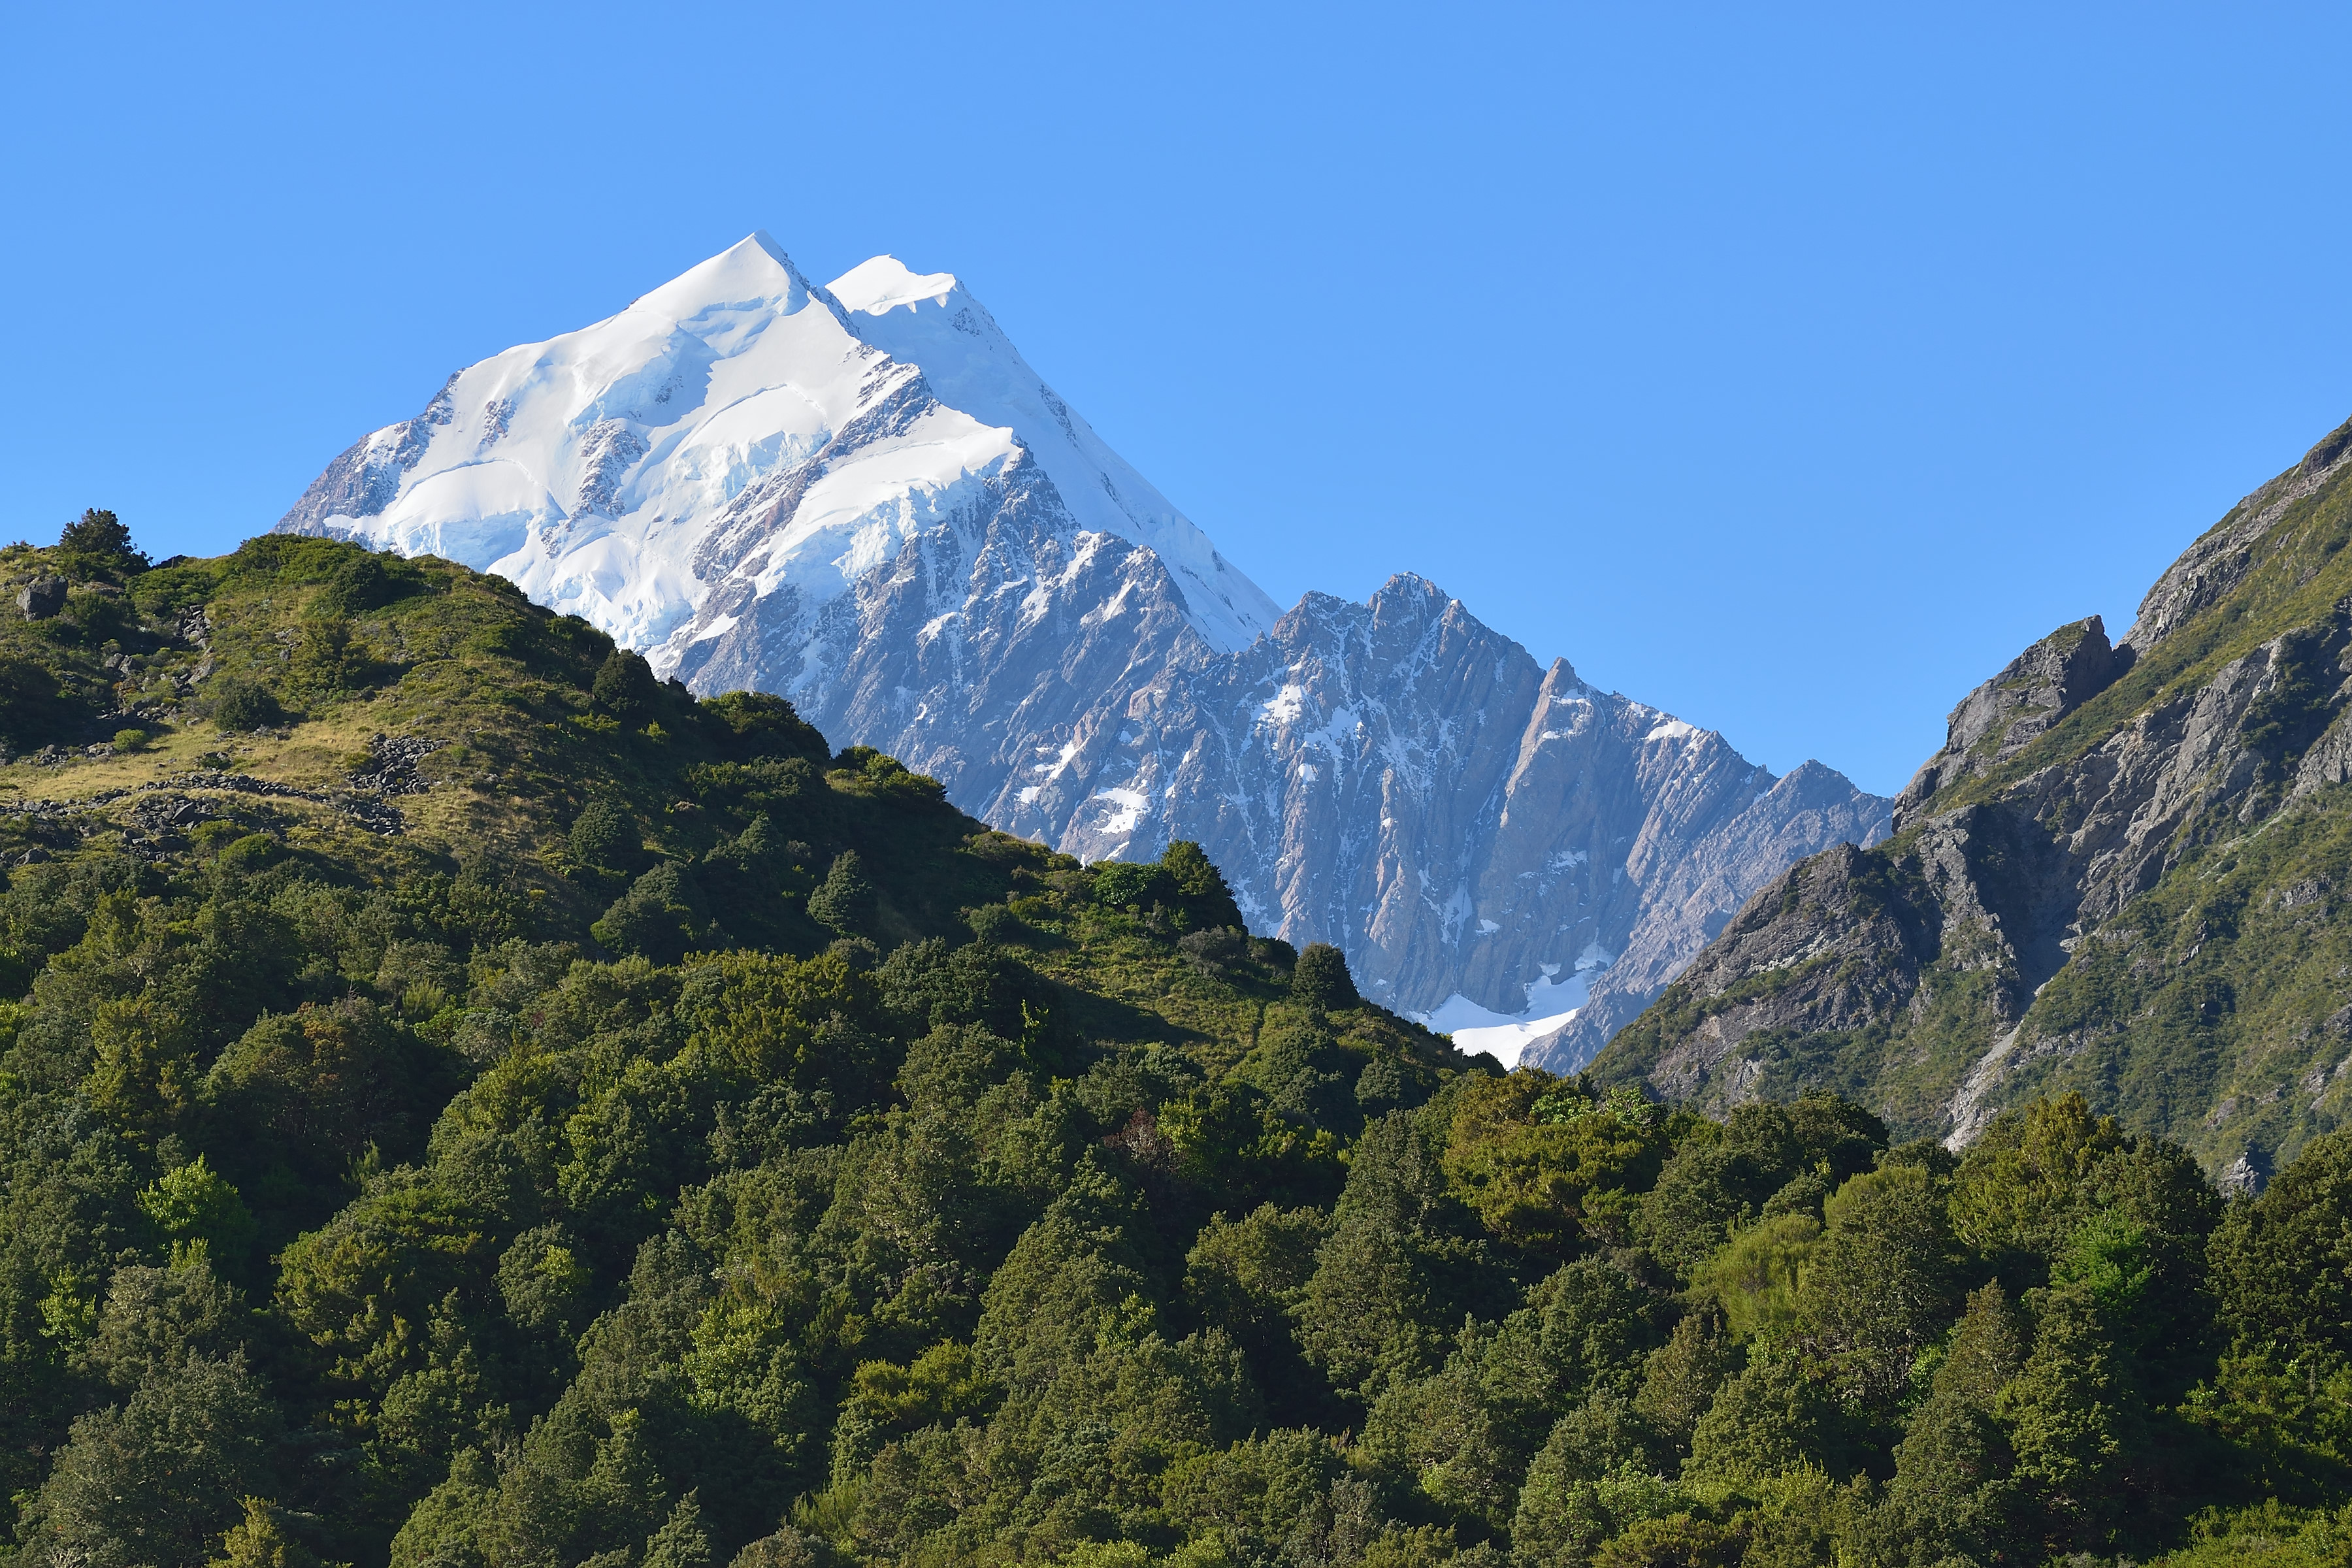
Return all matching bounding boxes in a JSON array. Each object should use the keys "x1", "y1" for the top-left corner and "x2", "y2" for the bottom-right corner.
[{"x1": 0, "y1": 525, "x2": 2344, "y2": 1566}]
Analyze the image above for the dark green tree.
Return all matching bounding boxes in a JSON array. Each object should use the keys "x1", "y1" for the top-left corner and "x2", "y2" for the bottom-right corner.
[
  {"x1": 1290, "y1": 942, "x2": 1359, "y2": 1011},
  {"x1": 808, "y1": 850, "x2": 878, "y2": 938},
  {"x1": 1160, "y1": 839, "x2": 1248, "y2": 929},
  {"x1": 1799, "y1": 1162, "x2": 1964, "y2": 1408},
  {"x1": 570, "y1": 792, "x2": 636, "y2": 870},
  {"x1": 1686, "y1": 1347, "x2": 1846, "y2": 1488},
  {"x1": 1295, "y1": 1110, "x2": 1494, "y2": 1399},
  {"x1": 1640, "y1": 1093, "x2": 1886, "y2": 1278},
  {"x1": 74, "y1": 1252, "x2": 248, "y2": 1394},
  {"x1": 2001, "y1": 1280, "x2": 2138, "y2": 1556},
  {"x1": 594, "y1": 647, "x2": 662, "y2": 721},
  {"x1": 203, "y1": 998, "x2": 440, "y2": 1198},
  {"x1": 1634, "y1": 1309, "x2": 1741, "y2": 1463},
  {"x1": 324, "y1": 549, "x2": 405, "y2": 613},
  {"x1": 593, "y1": 862, "x2": 721, "y2": 964},
  {"x1": 17, "y1": 1352, "x2": 282, "y2": 1565},
  {"x1": 2208, "y1": 1127, "x2": 2352, "y2": 1375},
  {"x1": 58, "y1": 507, "x2": 147, "y2": 570},
  {"x1": 1880, "y1": 1282, "x2": 2028, "y2": 1562}
]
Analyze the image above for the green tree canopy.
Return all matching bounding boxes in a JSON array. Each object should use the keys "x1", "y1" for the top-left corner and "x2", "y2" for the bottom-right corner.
[{"x1": 1291, "y1": 941, "x2": 1359, "y2": 1011}]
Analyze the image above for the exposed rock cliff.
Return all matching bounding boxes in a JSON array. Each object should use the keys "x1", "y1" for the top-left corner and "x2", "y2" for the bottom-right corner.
[
  {"x1": 1890, "y1": 615, "x2": 2131, "y2": 828},
  {"x1": 1593, "y1": 414, "x2": 2352, "y2": 1179},
  {"x1": 797, "y1": 559, "x2": 1889, "y2": 1026}
]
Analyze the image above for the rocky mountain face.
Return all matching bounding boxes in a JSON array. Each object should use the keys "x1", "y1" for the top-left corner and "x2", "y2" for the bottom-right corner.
[
  {"x1": 890, "y1": 570, "x2": 1891, "y2": 1030},
  {"x1": 279, "y1": 233, "x2": 1887, "y2": 1025},
  {"x1": 1593, "y1": 414, "x2": 2352, "y2": 1180}
]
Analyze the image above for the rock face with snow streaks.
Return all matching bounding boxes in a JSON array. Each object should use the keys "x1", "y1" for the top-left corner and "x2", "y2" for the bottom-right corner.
[{"x1": 278, "y1": 233, "x2": 1889, "y2": 1030}]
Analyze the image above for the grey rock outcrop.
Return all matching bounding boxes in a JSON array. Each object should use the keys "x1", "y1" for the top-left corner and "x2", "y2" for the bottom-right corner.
[
  {"x1": 1607, "y1": 603, "x2": 2352, "y2": 1135},
  {"x1": 1531, "y1": 760, "x2": 1900, "y2": 1067},
  {"x1": 1592, "y1": 412, "x2": 2352, "y2": 1172},
  {"x1": 275, "y1": 374, "x2": 457, "y2": 538},
  {"x1": 15, "y1": 576, "x2": 66, "y2": 621},
  {"x1": 1891, "y1": 615, "x2": 2130, "y2": 830}
]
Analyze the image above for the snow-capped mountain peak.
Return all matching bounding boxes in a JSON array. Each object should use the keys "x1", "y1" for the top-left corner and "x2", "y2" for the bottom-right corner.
[
  {"x1": 280, "y1": 233, "x2": 1888, "y2": 1046},
  {"x1": 628, "y1": 230, "x2": 828, "y2": 323},
  {"x1": 819, "y1": 253, "x2": 1276, "y2": 651},
  {"x1": 280, "y1": 233, "x2": 1275, "y2": 661},
  {"x1": 825, "y1": 254, "x2": 959, "y2": 316}
]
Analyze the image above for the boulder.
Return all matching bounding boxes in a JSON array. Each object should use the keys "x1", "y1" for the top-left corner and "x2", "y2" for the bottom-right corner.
[{"x1": 15, "y1": 576, "x2": 66, "y2": 620}]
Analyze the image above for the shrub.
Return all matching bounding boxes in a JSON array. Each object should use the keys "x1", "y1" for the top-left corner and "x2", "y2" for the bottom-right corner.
[
  {"x1": 968, "y1": 903, "x2": 1028, "y2": 945},
  {"x1": 592, "y1": 647, "x2": 660, "y2": 720},
  {"x1": 207, "y1": 676, "x2": 282, "y2": 732},
  {"x1": 593, "y1": 862, "x2": 719, "y2": 962},
  {"x1": 809, "y1": 850, "x2": 879, "y2": 937},
  {"x1": 569, "y1": 793, "x2": 635, "y2": 871},
  {"x1": 1179, "y1": 926, "x2": 1249, "y2": 975},
  {"x1": 1291, "y1": 943, "x2": 1359, "y2": 1011},
  {"x1": 0, "y1": 657, "x2": 70, "y2": 748},
  {"x1": 57, "y1": 506, "x2": 148, "y2": 571},
  {"x1": 136, "y1": 1156, "x2": 257, "y2": 1266}
]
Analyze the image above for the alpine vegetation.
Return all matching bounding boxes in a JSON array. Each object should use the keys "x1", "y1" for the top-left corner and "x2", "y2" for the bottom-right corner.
[{"x1": 0, "y1": 519, "x2": 2339, "y2": 1566}]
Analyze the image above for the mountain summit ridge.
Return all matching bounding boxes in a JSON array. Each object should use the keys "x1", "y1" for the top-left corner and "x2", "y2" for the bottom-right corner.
[
  {"x1": 280, "y1": 233, "x2": 1888, "y2": 1026},
  {"x1": 279, "y1": 232, "x2": 1278, "y2": 659}
]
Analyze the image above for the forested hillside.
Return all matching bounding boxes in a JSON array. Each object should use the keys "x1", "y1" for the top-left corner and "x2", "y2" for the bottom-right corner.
[{"x1": 0, "y1": 519, "x2": 2344, "y2": 1567}]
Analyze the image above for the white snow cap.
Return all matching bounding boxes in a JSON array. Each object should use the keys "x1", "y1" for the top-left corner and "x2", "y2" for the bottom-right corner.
[
  {"x1": 820, "y1": 252, "x2": 1275, "y2": 651},
  {"x1": 827, "y1": 255, "x2": 959, "y2": 315},
  {"x1": 283, "y1": 233, "x2": 1279, "y2": 656}
]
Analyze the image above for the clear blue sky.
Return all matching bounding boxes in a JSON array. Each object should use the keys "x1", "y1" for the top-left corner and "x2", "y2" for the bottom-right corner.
[{"x1": 7, "y1": 3, "x2": 2349, "y2": 796}]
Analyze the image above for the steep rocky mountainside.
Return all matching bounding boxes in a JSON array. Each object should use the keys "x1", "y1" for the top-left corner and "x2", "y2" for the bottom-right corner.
[
  {"x1": 804, "y1": 543, "x2": 1889, "y2": 1029},
  {"x1": 1593, "y1": 415, "x2": 2352, "y2": 1179},
  {"x1": 953, "y1": 571, "x2": 1889, "y2": 1030},
  {"x1": 278, "y1": 235, "x2": 1888, "y2": 1025}
]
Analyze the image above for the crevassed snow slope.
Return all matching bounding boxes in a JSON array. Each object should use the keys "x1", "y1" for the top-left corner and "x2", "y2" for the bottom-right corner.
[{"x1": 277, "y1": 233, "x2": 1277, "y2": 656}]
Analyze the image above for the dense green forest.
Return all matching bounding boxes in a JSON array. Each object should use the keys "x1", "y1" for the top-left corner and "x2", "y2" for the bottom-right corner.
[{"x1": 0, "y1": 516, "x2": 2344, "y2": 1567}]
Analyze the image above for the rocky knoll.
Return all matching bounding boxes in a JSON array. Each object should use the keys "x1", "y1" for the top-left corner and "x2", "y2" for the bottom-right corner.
[{"x1": 1593, "y1": 414, "x2": 2352, "y2": 1180}]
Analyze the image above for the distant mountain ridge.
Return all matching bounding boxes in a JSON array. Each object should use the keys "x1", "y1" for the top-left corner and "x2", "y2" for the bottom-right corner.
[{"x1": 280, "y1": 233, "x2": 1889, "y2": 1029}]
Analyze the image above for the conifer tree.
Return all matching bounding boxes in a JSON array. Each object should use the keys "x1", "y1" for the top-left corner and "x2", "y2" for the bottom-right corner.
[
  {"x1": 593, "y1": 647, "x2": 661, "y2": 721},
  {"x1": 58, "y1": 506, "x2": 147, "y2": 569},
  {"x1": 808, "y1": 849, "x2": 878, "y2": 936},
  {"x1": 1291, "y1": 941, "x2": 1359, "y2": 1011}
]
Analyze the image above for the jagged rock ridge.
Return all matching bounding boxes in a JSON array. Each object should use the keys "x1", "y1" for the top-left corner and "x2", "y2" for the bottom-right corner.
[{"x1": 1592, "y1": 414, "x2": 2352, "y2": 1179}]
